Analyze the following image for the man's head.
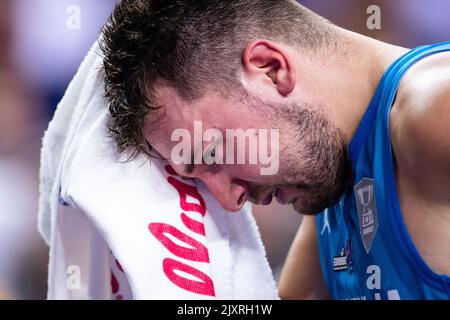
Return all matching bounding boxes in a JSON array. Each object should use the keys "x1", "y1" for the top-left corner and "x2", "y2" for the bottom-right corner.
[{"x1": 101, "y1": 0, "x2": 351, "y2": 215}]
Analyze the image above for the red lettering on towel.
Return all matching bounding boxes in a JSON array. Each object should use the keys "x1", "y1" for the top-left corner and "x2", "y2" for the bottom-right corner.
[
  {"x1": 111, "y1": 271, "x2": 119, "y2": 294},
  {"x1": 147, "y1": 165, "x2": 215, "y2": 297},
  {"x1": 167, "y1": 177, "x2": 206, "y2": 216},
  {"x1": 110, "y1": 257, "x2": 126, "y2": 300},
  {"x1": 181, "y1": 213, "x2": 206, "y2": 236},
  {"x1": 148, "y1": 223, "x2": 209, "y2": 262},
  {"x1": 163, "y1": 258, "x2": 215, "y2": 297}
]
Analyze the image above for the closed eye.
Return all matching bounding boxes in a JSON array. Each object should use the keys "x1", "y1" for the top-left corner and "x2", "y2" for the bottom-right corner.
[{"x1": 184, "y1": 163, "x2": 196, "y2": 175}]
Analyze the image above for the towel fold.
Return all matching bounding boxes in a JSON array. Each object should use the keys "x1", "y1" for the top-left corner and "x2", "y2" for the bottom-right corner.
[{"x1": 38, "y1": 40, "x2": 279, "y2": 300}]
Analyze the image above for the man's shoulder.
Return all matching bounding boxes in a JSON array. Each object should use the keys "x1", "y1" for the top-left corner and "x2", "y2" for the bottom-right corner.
[
  {"x1": 394, "y1": 50, "x2": 450, "y2": 113},
  {"x1": 390, "y1": 51, "x2": 450, "y2": 201},
  {"x1": 388, "y1": 52, "x2": 450, "y2": 277}
]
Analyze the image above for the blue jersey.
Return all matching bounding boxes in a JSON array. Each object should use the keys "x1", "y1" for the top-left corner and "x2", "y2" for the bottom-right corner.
[{"x1": 316, "y1": 42, "x2": 450, "y2": 300}]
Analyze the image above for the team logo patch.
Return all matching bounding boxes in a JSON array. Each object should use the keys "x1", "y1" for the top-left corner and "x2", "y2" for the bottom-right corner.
[
  {"x1": 354, "y1": 178, "x2": 378, "y2": 253},
  {"x1": 333, "y1": 238, "x2": 352, "y2": 272}
]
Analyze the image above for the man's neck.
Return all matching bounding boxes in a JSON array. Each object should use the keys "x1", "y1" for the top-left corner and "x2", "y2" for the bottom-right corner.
[{"x1": 315, "y1": 28, "x2": 409, "y2": 146}]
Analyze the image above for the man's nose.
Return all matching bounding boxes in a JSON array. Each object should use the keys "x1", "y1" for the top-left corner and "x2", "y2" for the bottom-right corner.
[{"x1": 200, "y1": 173, "x2": 248, "y2": 212}]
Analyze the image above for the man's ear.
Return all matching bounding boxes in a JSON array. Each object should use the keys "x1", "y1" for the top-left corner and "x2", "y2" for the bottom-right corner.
[{"x1": 242, "y1": 40, "x2": 296, "y2": 96}]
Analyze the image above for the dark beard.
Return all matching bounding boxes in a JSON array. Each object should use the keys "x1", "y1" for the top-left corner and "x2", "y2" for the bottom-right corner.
[
  {"x1": 292, "y1": 144, "x2": 352, "y2": 215},
  {"x1": 274, "y1": 102, "x2": 352, "y2": 215}
]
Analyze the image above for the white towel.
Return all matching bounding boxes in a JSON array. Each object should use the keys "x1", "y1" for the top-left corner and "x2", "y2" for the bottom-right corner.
[{"x1": 38, "y1": 40, "x2": 279, "y2": 300}]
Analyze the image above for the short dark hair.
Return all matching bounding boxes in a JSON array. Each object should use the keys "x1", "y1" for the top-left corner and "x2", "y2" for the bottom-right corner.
[{"x1": 100, "y1": 0, "x2": 334, "y2": 158}]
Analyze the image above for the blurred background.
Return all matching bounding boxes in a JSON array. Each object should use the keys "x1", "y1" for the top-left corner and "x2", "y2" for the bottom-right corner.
[{"x1": 0, "y1": 0, "x2": 449, "y2": 299}]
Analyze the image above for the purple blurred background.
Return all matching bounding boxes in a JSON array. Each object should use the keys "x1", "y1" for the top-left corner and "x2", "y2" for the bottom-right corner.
[{"x1": 0, "y1": 0, "x2": 449, "y2": 299}]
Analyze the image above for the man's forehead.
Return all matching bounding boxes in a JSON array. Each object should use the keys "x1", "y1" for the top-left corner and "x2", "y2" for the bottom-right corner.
[
  {"x1": 145, "y1": 86, "x2": 195, "y2": 145},
  {"x1": 154, "y1": 85, "x2": 231, "y2": 120}
]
